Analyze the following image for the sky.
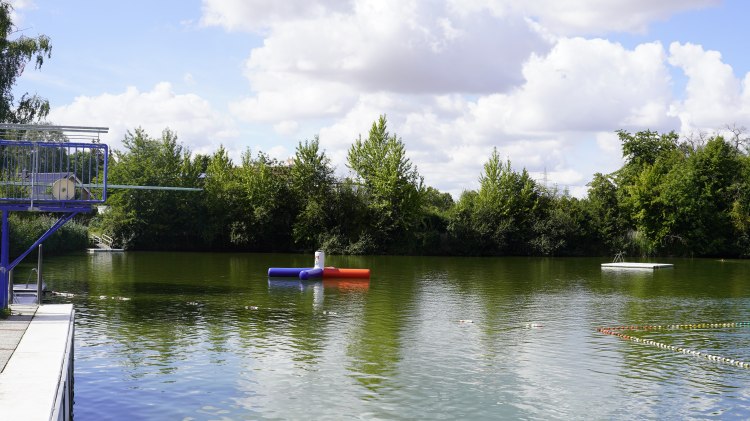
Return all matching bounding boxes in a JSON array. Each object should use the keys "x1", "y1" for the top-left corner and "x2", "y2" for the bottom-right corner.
[{"x1": 9, "y1": 0, "x2": 750, "y2": 198}]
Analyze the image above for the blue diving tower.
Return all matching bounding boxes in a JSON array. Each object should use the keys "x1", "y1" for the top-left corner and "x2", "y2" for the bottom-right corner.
[{"x1": 0, "y1": 124, "x2": 109, "y2": 309}]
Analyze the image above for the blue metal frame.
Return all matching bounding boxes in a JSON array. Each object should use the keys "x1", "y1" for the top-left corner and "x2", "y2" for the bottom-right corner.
[
  {"x1": 0, "y1": 209, "x2": 90, "y2": 308},
  {"x1": 0, "y1": 141, "x2": 108, "y2": 308}
]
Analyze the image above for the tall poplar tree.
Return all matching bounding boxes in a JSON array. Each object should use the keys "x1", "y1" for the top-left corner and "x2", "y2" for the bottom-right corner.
[{"x1": 347, "y1": 115, "x2": 424, "y2": 252}]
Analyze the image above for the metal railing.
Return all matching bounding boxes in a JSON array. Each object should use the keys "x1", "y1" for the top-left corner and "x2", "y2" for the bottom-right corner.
[
  {"x1": 0, "y1": 140, "x2": 109, "y2": 205},
  {"x1": 91, "y1": 233, "x2": 114, "y2": 249}
]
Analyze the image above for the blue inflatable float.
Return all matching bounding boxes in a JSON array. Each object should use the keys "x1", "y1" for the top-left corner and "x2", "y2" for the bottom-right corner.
[{"x1": 268, "y1": 251, "x2": 370, "y2": 280}]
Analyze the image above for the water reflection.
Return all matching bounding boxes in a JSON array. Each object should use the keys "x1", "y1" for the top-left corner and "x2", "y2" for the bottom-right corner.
[{"x1": 27, "y1": 253, "x2": 750, "y2": 419}]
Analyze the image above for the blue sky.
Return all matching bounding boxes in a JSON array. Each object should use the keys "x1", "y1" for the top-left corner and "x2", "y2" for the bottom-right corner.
[{"x1": 11, "y1": 0, "x2": 750, "y2": 197}]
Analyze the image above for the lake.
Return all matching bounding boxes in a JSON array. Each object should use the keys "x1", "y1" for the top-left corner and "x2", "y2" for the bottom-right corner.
[{"x1": 30, "y1": 252, "x2": 750, "y2": 419}]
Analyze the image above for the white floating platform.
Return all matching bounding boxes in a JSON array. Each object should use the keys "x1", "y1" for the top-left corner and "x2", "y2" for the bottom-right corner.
[
  {"x1": 601, "y1": 262, "x2": 673, "y2": 269},
  {"x1": 87, "y1": 248, "x2": 125, "y2": 253}
]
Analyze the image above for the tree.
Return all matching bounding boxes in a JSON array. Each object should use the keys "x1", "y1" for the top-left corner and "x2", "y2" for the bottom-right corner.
[
  {"x1": 474, "y1": 149, "x2": 540, "y2": 254},
  {"x1": 415, "y1": 186, "x2": 453, "y2": 254},
  {"x1": 202, "y1": 145, "x2": 240, "y2": 248},
  {"x1": 101, "y1": 128, "x2": 204, "y2": 249},
  {"x1": 230, "y1": 150, "x2": 294, "y2": 251},
  {"x1": 447, "y1": 190, "x2": 483, "y2": 254},
  {"x1": 291, "y1": 135, "x2": 334, "y2": 199},
  {"x1": 347, "y1": 115, "x2": 424, "y2": 252},
  {"x1": 530, "y1": 193, "x2": 584, "y2": 256},
  {"x1": 664, "y1": 136, "x2": 741, "y2": 255},
  {"x1": 613, "y1": 132, "x2": 742, "y2": 256},
  {"x1": 619, "y1": 129, "x2": 679, "y2": 169},
  {"x1": 290, "y1": 136, "x2": 335, "y2": 251},
  {"x1": 586, "y1": 172, "x2": 630, "y2": 253},
  {"x1": 730, "y1": 155, "x2": 750, "y2": 255},
  {"x1": 0, "y1": 1, "x2": 52, "y2": 123}
]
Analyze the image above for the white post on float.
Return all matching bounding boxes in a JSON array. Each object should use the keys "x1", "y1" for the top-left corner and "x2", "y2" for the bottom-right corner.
[{"x1": 314, "y1": 250, "x2": 325, "y2": 269}]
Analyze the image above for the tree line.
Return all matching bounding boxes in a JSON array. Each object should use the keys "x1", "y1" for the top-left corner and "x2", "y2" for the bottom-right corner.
[{"x1": 92, "y1": 118, "x2": 750, "y2": 258}]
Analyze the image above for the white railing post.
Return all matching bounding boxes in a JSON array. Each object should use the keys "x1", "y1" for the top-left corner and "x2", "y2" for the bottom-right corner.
[{"x1": 37, "y1": 244, "x2": 43, "y2": 305}]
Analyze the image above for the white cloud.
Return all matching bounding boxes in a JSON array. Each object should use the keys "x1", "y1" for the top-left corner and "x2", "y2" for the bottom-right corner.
[
  {"x1": 668, "y1": 42, "x2": 750, "y2": 132},
  {"x1": 8, "y1": 0, "x2": 36, "y2": 25},
  {"x1": 385, "y1": 37, "x2": 679, "y2": 196},
  {"x1": 227, "y1": 0, "x2": 551, "y2": 106},
  {"x1": 203, "y1": 0, "x2": 717, "y2": 37},
  {"x1": 501, "y1": 0, "x2": 718, "y2": 36},
  {"x1": 202, "y1": 0, "x2": 723, "y2": 198},
  {"x1": 305, "y1": 36, "x2": 687, "y2": 197},
  {"x1": 230, "y1": 74, "x2": 357, "y2": 122},
  {"x1": 273, "y1": 120, "x2": 299, "y2": 136},
  {"x1": 595, "y1": 131, "x2": 621, "y2": 155},
  {"x1": 200, "y1": 0, "x2": 351, "y2": 32},
  {"x1": 49, "y1": 82, "x2": 236, "y2": 156},
  {"x1": 509, "y1": 38, "x2": 677, "y2": 133},
  {"x1": 47, "y1": 0, "x2": 726, "y2": 200}
]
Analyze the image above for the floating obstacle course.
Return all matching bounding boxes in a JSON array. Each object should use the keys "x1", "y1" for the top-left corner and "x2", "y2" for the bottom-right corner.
[
  {"x1": 268, "y1": 251, "x2": 370, "y2": 280},
  {"x1": 597, "y1": 322, "x2": 750, "y2": 369}
]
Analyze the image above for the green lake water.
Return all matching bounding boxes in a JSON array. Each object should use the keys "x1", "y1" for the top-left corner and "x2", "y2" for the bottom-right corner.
[{"x1": 30, "y1": 252, "x2": 750, "y2": 419}]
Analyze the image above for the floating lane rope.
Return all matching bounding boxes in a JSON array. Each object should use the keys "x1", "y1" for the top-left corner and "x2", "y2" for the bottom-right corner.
[{"x1": 596, "y1": 322, "x2": 750, "y2": 369}]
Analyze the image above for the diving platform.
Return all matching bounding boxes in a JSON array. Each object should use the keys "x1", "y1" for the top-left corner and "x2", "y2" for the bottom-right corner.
[{"x1": 601, "y1": 262, "x2": 674, "y2": 270}]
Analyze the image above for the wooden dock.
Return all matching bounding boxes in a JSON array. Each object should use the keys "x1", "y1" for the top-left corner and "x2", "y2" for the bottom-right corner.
[{"x1": 601, "y1": 262, "x2": 674, "y2": 269}]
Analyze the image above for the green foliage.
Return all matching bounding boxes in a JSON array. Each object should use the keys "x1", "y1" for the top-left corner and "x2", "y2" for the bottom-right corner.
[
  {"x1": 586, "y1": 173, "x2": 628, "y2": 253},
  {"x1": 100, "y1": 128, "x2": 204, "y2": 250},
  {"x1": 666, "y1": 137, "x2": 740, "y2": 255},
  {"x1": 447, "y1": 190, "x2": 482, "y2": 254},
  {"x1": 347, "y1": 115, "x2": 425, "y2": 252},
  {"x1": 530, "y1": 192, "x2": 589, "y2": 256},
  {"x1": 200, "y1": 147, "x2": 297, "y2": 251},
  {"x1": 235, "y1": 151, "x2": 294, "y2": 251},
  {"x1": 445, "y1": 151, "x2": 574, "y2": 256},
  {"x1": 414, "y1": 186, "x2": 453, "y2": 254},
  {"x1": 730, "y1": 157, "x2": 750, "y2": 255},
  {"x1": 291, "y1": 135, "x2": 334, "y2": 200},
  {"x1": 619, "y1": 129, "x2": 679, "y2": 169},
  {"x1": 600, "y1": 130, "x2": 749, "y2": 257},
  {"x1": 78, "y1": 123, "x2": 750, "y2": 259},
  {"x1": 291, "y1": 136, "x2": 335, "y2": 251},
  {"x1": 0, "y1": 1, "x2": 52, "y2": 123},
  {"x1": 473, "y1": 149, "x2": 541, "y2": 254},
  {"x1": 9, "y1": 213, "x2": 88, "y2": 257},
  {"x1": 201, "y1": 146, "x2": 237, "y2": 248},
  {"x1": 625, "y1": 147, "x2": 683, "y2": 254}
]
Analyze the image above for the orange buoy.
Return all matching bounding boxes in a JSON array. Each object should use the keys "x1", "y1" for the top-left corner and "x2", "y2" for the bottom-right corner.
[{"x1": 323, "y1": 267, "x2": 370, "y2": 279}]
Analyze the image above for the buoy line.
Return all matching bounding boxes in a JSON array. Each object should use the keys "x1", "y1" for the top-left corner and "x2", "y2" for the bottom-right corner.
[
  {"x1": 599, "y1": 322, "x2": 750, "y2": 331},
  {"x1": 596, "y1": 323, "x2": 750, "y2": 369}
]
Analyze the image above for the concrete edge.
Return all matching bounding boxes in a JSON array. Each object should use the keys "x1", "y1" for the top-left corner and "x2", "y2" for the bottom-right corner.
[{"x1": 0, "y1": 304, "x2": 74, "y2": 420}]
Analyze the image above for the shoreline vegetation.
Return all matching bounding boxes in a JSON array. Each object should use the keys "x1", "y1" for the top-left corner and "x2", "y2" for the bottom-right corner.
[{"x1": 63, "y1": 116, "x2": 750, "y2": 259}]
